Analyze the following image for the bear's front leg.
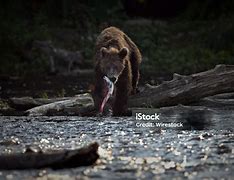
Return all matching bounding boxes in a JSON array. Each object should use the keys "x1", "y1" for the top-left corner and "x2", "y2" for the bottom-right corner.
[
  {"x1": 113, "y1": 79, "x2": 132, "y2": 116},
  {"x1": 113, "y1": 90, "x2": 128, "y2": 116}
]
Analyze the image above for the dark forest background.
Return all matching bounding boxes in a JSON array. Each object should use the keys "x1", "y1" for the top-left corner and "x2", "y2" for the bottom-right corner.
[{"x1": 0, "y1": 0, "x2": 234, "y2": 76}]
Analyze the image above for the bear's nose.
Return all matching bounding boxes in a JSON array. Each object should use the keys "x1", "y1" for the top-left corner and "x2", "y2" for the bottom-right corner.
[{"x1": 109, "y1": 77, "x2": 117, "y2": 83}]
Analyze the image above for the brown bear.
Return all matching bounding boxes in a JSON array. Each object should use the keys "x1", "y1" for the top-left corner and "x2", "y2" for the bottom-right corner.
[{"x1": 92, "y1": 27, "x2": 142, "y2": 116}]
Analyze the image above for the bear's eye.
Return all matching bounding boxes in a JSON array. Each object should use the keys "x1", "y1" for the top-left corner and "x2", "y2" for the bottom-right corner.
[{"x1": 100, "y1": 47, "x2": 108, "y2": 58}]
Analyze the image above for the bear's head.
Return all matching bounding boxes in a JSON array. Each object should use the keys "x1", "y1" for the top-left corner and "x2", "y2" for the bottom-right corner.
[{"x1": 99, "y1": 47, "x2": 129, "y2": 83}]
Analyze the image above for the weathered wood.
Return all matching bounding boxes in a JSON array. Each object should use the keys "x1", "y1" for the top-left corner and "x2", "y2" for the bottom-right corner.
[
  {"x1": 209, "y1": 92, "x2": 234, "y2": 99},
  {"x1": 10, "y1": 97, "x2": 70, "y2": 110},
  {"x1": 192, "y1": 97, "x2": 234, "y2": 109},
  {"x1": 24, "y1": 65, "x2": 234, "y2": 116},
  {"x1": 26, "y1": 93, "x2": 94, "y2": 116},
  {"x1": 0, "y1": 142, "x2": 99, "y2": 170},
  {"x1": 73, "y1": 69, "x2": 94, "y2": 76},
  {"x1": 129, "y1": 65, "x2": 234, "y2": 108}
]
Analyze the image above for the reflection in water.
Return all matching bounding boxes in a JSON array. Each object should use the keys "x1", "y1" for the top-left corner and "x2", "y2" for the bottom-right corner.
[{"x1": 179, "y1": 108, "x2": 213, "y2": 130}]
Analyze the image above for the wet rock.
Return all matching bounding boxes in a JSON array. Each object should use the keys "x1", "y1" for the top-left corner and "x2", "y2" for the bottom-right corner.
[
  {"x1": 24, "y1": 145, "x2": 43, "y2": 153},
  {"x1": 217, "y1": 144, "x2": 231, "y2": 154},
  {"x1": 201, "y1": 133, "x2": 213, "y2": 138},
  {"x1": 0, "y1": 138, "x2": 20, "y2": 146}
]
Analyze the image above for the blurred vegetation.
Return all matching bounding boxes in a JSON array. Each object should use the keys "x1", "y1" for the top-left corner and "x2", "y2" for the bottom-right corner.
[
  {"x1": 39, "y1": 91, "x2": 49, "y2": 99},
  {"x1": 0, "y1": 100, "x2": 10, "y2": 110},
  {"x1": 0, "y1": 0, "x2": 233, "y2": 76}
]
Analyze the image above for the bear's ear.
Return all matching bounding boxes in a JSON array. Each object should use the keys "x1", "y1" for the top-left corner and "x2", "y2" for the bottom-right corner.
[
  {"x1": 119, "y1": 47, "x2": 129, "y2": 59},
  {"x1": 100, "y1": 47, "x2": 108, "y2": 58}
]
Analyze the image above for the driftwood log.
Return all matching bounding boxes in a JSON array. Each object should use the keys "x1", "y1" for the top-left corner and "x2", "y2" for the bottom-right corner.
[
  {"x1": 9, "y1": 97, "x2": 71, "y2": 110},
  {"x1": 11, "y1": 64, "x2": 234, "y2": 116},
  {"x1": 26, "y1": 93, "x2": 95, "y2": 116},
  {"x1": 129, "y1": 64, "x2": 234, "y2": 107},
  {"x1": 0, "y1": 142, "x2": 99, "y2": 170}
]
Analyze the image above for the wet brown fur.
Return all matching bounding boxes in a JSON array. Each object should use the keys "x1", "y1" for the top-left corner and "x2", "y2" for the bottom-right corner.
[{"x1": 93, "y1": 27, "x2": 142, "y2": 116}]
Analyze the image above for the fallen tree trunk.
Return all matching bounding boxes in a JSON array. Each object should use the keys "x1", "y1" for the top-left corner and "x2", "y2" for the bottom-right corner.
[
  {"x1": 26, "y1": 93, "x2": 94, "y2": 116},
  {"x1": 129, "y1": 64, "x2": 234, "y2": 107},
  {"x1": 0, "y1": 142, "x2": 99, "y2": 170},
  {"x1": 24, "y1": 65, "x2": 234, "y2": 116},
  {"x1": 9, "y1": 97, "x2": 70, "y2": 110}
]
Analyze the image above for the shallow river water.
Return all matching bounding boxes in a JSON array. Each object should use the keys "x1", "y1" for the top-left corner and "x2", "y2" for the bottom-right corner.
[{"x1": 0, "y1": 108, "x2": 233, "y2": 179}]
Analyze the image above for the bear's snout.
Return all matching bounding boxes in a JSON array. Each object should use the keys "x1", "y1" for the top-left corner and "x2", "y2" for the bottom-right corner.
[{"x1": 106, "y1": 66, "x2": 119, "y2": 78}]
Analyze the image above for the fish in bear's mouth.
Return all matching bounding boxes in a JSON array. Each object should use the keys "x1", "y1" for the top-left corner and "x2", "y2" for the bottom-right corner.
[{"x1": 99, "y1": 76, "x2": 114, "y2": 113}]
